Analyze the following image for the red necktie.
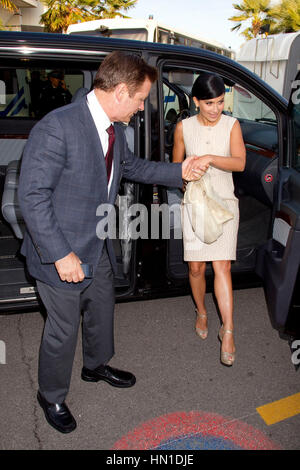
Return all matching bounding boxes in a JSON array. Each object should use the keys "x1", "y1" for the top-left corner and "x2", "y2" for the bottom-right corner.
[{"x1": 105, "y1": 124, "x2": 115, "y2": 182}]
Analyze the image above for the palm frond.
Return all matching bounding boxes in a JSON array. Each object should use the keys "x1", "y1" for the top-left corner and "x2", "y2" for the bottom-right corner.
[
  {"x1": 0, "y1": 0, "x2": 18, "y2": 11},
  {"x1": 40, "y1": 0, "x2": 137, "y2": 33},
  {"x1": 229, "y1": 0, "x2": 276, "y2": 40}
]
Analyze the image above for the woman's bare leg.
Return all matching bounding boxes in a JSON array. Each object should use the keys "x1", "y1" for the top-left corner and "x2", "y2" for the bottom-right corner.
[
  {"x1": 212, "y1": 260, "x2": 235, "y2": 354},
  {"x1": 189, "y1": 261, "x2": 207, "y2": 331}
]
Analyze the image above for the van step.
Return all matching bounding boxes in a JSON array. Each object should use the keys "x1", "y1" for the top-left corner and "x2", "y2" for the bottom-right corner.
[{"x1": 0, "y1": 237, "x2": 21, "y2": 257}]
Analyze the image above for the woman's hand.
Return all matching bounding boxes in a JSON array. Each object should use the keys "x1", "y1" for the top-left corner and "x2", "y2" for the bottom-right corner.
[
  {"x1": 192, "y1": 154, "x2": 213, "y2": 167},
  {"x1": 182, "y1": 156, "x2": 209, "y2": 181}
]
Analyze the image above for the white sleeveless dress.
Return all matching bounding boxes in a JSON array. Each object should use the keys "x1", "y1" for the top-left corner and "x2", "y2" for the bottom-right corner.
[{"x1": 182, "y1": 114, "x2": 239, "y2": 261}]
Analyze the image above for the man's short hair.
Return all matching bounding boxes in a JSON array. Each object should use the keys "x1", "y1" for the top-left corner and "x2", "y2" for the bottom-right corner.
[{"x1": 93, "y1": 51, "x2": 158, "y2": 96}]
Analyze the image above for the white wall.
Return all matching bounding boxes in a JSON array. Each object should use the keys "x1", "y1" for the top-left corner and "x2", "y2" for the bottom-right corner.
[
  {"x1": 0, "y1": 1, "x2": 46, "y2": 31},
  {"x1": 21, "y1": 2, "x2": 46, "y2": 27}
]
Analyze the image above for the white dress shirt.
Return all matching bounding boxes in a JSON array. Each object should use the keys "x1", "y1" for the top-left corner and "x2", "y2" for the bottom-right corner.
[{"x1": 86, "y1": 89, "x2": 114, "y2": 193}]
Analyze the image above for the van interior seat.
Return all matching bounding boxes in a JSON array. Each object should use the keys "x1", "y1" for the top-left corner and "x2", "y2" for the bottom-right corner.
[
  {"x1": 1, "y1": 159, "x2": 24, "y2": 239},
  {"x1": 0, "y1": 87, "x2": 90, "y2": 240},
  {"x1": 0, "y1": 114, "x2": 136, "y2": 284},
  {"x1": 0, "y1": 86, "x2": 90, "y2": 241}
]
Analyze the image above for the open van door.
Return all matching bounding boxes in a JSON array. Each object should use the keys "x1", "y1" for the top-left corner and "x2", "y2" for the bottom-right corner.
[{"x1": 256, "y1": 74, "x2": 300, "y2": 333}]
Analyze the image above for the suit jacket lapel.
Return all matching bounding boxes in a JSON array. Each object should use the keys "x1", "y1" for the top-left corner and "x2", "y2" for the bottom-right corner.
[{"x1": 79, "y1": 98, "x2": 108, "y2": 199}]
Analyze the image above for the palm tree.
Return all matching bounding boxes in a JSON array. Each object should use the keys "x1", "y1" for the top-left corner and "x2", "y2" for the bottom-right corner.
[
  {"x1": 91, "y1": 0, "x2": 137, "y2": 19},
  {"x1": 40, "y1": 0, "x2": 137, "y2": 34},
  {"x1": 229, "y1": 0, "x2": 274, "y2": 40},
  {"x1": 0, "y1": 0, "x2": 18, "y2": 11},
  {"x1": 40, "y1": 0, "x2": 93, "y2": 33},
  {"x1": 270, "y1": 0, "x2": 300, "y2": 33}
]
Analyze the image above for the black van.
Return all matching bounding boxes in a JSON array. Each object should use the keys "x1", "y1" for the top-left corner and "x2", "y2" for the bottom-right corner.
[{"x1": 0, "y1": 31, "x2": 299, "y2": 338}]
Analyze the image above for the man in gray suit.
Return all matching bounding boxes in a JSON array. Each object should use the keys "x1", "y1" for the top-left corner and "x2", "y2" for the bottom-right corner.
[{"x1": 18, "y1": 51, "x2": 207, "y2": 433}]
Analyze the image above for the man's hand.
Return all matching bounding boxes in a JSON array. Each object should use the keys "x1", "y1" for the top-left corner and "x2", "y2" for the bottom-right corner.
[
  {"x1": 182, "y1": 156, "x2": 209, "y2": 181},
  {"x1": 55, "y1": 252, "x2": 85, "y2": 283}
]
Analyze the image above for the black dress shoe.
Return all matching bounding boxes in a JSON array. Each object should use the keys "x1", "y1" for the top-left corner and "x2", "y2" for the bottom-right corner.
[
  {"x1": 37, "y1": 391, "x2": 77, "y2": 434},
  {"x1": 81, "y1": 364, "x2": 136, "y2": 388}
]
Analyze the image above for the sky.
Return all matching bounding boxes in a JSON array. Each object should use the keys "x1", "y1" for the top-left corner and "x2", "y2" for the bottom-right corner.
[{"x1": 128, "y1": 0, "x2": 247, "y2": 53}]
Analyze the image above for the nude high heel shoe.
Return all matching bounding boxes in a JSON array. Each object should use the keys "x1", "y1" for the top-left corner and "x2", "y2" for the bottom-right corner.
[
  {"x1": 195, "y1": 309, "x2": 208, "y2": 340},
  {"x1": 218, "y1": 325, "x2": 235, "y2": 366}
]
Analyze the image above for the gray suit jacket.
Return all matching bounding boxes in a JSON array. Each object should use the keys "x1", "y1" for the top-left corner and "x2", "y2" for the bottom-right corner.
[{"x1": 18, "y1": 97, "x2": 183, "y2": 288}]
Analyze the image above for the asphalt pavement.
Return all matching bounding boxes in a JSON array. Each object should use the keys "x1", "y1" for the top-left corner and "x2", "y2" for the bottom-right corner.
[{"x1": 0, "y1": 287, "x2": 299, "y2": 451}]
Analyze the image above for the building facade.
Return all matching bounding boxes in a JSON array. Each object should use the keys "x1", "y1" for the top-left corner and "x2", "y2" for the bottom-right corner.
[{"x1": 0, "y1": 0, "x2": 45, "y2": 31}]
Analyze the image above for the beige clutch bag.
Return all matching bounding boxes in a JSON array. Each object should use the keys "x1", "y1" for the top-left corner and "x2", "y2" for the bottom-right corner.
[{"x1": 183, "y1": 172, "x2": 234, "y2": 244}]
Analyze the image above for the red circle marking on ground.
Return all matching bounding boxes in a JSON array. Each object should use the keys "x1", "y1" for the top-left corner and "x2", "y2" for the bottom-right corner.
[{"x1": 112, "y1": 410, "x2": 281, "y2": 450}]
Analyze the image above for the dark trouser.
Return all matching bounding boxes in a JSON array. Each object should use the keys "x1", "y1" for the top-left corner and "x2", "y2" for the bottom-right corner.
[{"x1": 36, "y1": 246, "x2": 115, "y2": 404}]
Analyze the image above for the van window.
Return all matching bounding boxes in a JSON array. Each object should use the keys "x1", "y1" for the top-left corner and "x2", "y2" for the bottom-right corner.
[
  {"x1": 230, "y1": 84, "x2": 276, "y2": 123},
  {"x1": 162, "y1": 66, "x2": 276, "y2": 124},
  {"x1": 0, "y1": 68, "x2": 84, "y2": 119},
  {"x1": 161, "y1": 65, "x2": 279, "y2": 173}
]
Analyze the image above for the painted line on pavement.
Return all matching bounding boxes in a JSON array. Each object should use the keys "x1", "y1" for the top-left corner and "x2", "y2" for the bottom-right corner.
[{"x1": 256, "y1": 392, "x2": 300, "y2": 425}]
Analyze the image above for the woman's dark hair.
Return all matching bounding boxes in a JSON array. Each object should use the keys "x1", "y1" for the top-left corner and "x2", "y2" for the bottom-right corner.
[{"x1": 192, "y1": 73, "x2": 225, "y2": 100}]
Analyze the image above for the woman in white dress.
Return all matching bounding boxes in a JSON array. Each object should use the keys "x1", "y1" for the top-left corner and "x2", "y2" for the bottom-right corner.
[{"x1": 173, "y1": 73, "x2": 246, "y2": 366}]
